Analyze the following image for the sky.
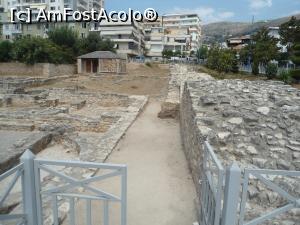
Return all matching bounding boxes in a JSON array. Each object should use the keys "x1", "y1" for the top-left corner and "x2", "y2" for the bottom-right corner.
[{"x1": 105, "y1": 0, "x2": 300, "y2": 24}]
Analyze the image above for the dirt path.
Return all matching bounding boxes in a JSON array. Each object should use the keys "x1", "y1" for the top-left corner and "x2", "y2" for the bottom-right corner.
[
  {"x1": 71, "y1": 101, "x2": 197, "y2": 225},
  {"x1": 106, "y1": 101, "x2": 197, "y2": 225}
]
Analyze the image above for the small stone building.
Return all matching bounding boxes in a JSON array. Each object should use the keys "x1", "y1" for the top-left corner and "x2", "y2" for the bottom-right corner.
[{"x1": 77, "y1": 51, "x2": 126, "y2": 74}]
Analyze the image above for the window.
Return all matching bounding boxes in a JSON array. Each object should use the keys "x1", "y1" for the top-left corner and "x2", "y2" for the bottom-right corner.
[
  {"x1": 81, "y1": 33, "x2": 85, "y2": 38},
  {"x1": 5, "y1": 35, "x2": 10, "y2": 39},
  {"x1": 82, "y1": 23, "x2": 86, "y2": 28},
  {"x1": 50, "y1": 6, "x2": 55, "y2": 10},
  {"x1": 50, "y1": 0, "x2": 55, "y2": 2}
]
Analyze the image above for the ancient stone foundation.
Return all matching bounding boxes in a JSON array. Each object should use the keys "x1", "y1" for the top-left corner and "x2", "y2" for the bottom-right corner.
[
  {"x1": 159, "y1": 64, "x2": 212, "y2": 119},
  {"x1": 180, "y1": 77, "x2": 300, "y2": 224}
]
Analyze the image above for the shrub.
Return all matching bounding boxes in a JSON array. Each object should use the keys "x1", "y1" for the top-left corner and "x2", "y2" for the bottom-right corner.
[
  {"x1": 290, "y1": 44, "x2": 300, "y2": 80},
  {"x1": 145, "y1": 62, "x2": 152, "y2": 67},
  {"x1": 13, "y1": 36, "x2": 73, "y2": 64},
  {"x1": 278, "y1": 70, "x2": 292, "y2": 84},
  {"x1": 207, "y1": 47, "x2": 235, "y2": 74},
  {"x1": 290, "y1": 69, "x2": 300, "y2": 80},
  {"x1": 265, "y1": 63, "x2": 278, "y2": 79},
  {"x1": 0, "y1": 41, "x2": 13, "y2": 62},
  {"x1": 48, "y1": 26, "x2": 79, "y2": 55},
  {"x1": 231, "y1": 58, "x2": 239, "y2": 73},
  {"x1": 162, "y1": 49, "x2": 173, "y2": 59},
  {"x1": 252, "y1": 61, "x2": 259, "y2": 75}
]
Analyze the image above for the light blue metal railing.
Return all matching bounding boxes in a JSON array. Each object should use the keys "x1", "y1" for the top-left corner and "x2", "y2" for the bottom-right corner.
[
  {"x1": 199, "y1": 141, "x2": 225, "y2": 225},
  {"x1": 238, "y1": 169, "x2": 300, "y2": 225},
  {"x1": 0, "y1": 150, "x2": 127, "y2": 225}
]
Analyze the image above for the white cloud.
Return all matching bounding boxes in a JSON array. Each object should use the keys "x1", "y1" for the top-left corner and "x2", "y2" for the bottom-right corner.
[
  {"x1": 167, "y1": 7, "x2": 235, "y2": 24},
  {"x1": 249, "y1": 0, "x2": 272, "y2": 10},
  {"x1": 289, "y1": 10, "x2": 300, "y2": 16}
]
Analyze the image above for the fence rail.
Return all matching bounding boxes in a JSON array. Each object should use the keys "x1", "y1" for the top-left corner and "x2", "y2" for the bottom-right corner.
[
  {"x1": 199, "y1": 141, "x2": 225, "y2": 225},
  {"x1": 199, "y1": 141, "x2": 299, "y2": 225},
  {"x1": 238, "y1": 169, "x2": 300, "y2": 225},
  {"x1": 0, "y1": 150, "x2": 127, "y2": 225},
  {"x1": 0, "y1": 163, "x2": 26, "y2": 225}
]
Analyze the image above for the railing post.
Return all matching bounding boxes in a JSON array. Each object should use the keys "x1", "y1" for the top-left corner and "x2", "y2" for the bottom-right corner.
[
  {"x1": 222, "y1": 163, "x2": 241, "y2": 225},
  {"x1": 121, "y1": 166, "x2": 127, "y2": 225},
  {"x1": 20, "y1": 150, "x2": 39, "y2": 225}
]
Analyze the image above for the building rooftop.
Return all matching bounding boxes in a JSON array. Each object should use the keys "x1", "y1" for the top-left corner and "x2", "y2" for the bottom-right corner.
[{"x1": 77, "y1": 51, "x2": 123, "y2": 59}]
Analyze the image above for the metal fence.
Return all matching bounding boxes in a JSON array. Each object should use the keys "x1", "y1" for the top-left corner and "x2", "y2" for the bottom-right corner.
[
  {"x1": 199, "y1": 141, "x2": 225, "y2": 225},
  {"x1": 238, "y1": 169, "x2": 300, "y2": 225},
  {"x1": 199, "y1": 142, "x2": 300, "y2": 225},
  {"x1": 238, "y1": 63, "x2": 295, "y2": 75},
  {"x1": 0, "y1": 150, "x2": 127, "y2": 225}
]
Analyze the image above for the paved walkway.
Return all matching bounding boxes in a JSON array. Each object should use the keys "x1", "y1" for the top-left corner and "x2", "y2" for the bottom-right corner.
[{"x1": 74, "y1": 101, "x2": 197, "y2": 225}]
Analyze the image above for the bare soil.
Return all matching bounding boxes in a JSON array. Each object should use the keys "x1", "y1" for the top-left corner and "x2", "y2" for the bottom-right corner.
[
  {"x1": 68, "y1": 101, "x2": 197, "y2": 225},
  {"x1": 36, "y1": 63, "x2": 170, "y2": 98}
]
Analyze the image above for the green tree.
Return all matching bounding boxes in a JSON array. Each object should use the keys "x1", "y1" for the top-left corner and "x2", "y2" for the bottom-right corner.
[
  {"x1": 252, "y1": 61, "x2": 259, "y2": 75},
  {"x1": 279, "y1": 16, "x2": 300, "y2": 45},
  {"x1": 48, "y1": 26, "x2": 79, "y2": 55},
  {"x1": 174, "y1": 50, "x2": 181, "y2": 57},
  {"x1": 265, "y1": 62, "x2": 278, "y2": 79},
  {"x1": 206, "y1": 46, "x2": 235, "y2": 75},
  {"x1": 162, "y1": 49, "x2": 173, "y2": 59},
  {"x1": 79, "y1": 32, "x2": 115, "y2": 54},
  {"x1": 251, "y1": 27, "x2": 280, "y2": 66},
  {"x1": 290, "y1": 43, "x2": 300, "y2": 79},
  {"x1": 280, "y1": 16, "x2": 300, "y2": 80},
  {"x1": 13, "y1": 36, "x2": 73, "y2": 64},
  {"x1": 196, "y1": 45, "x2": 208, "y2": 60},
  {"x1": 0, "y1": 41, "x2": 13, "y2": 62}
]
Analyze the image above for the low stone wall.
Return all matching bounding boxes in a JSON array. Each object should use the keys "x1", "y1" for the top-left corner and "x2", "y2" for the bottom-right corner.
[
  {"x1": 45, "y1": 63, "x2": 76, "y2": 77},
  {"x1": 0, "y1": 63, "x2": 76, "y2": 77},
  {"x1": 180, "y1": 78, "x2": 300, "y2": 223},
  {"x1": 158, "y1": 64, "x2": 212, "y2": 119}
]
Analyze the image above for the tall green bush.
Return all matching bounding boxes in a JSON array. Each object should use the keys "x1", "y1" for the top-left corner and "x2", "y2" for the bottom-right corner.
[
  {"x1": 13, "y1": 36, "x2": 73, "y2": 64},
  {"x1": 278, "y1": 70, "x2": 292, "y2": 84},
  {"x1": 265, "y1": 63, "x2": 278, "y2": 79},
  {"x1": 290, "y1": 44, "x2": 300, "y2": 80},
  {"x1": 48, "y1": 26, "x2": 79, "y2": 55},
  {"x1": 0, "y1": 41, "x2": 13, "y2": 62},
  {"x1": 252, "y1": 61, "x2": 259, "y2": 75},
  {"x1": 206, "y1": 46, "x2": 235, "y2": 74}
]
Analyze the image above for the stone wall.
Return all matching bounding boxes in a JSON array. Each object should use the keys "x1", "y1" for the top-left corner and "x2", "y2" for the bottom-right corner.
[
  {"x1": 99, "y1": 59, "x2": 127, "y2": 74},
  {"x1": 0, "y1": 63, "x2": 76, "y2": 77},
  {"x1": 180, "y1": 77, "x2": 300, "y2": 223},
  {"x1": 158, "y1": 64, "x2": 212, "y2": 119},
  {"x1": 45, "y1": 64, "x2": 76, "y2": 77}
]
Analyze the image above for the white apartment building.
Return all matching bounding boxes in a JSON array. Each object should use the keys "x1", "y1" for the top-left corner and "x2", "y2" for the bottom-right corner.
[
  {"x1": 144, "y1": 13, "x2": 201, "y2": 60},
  {"x1": 268, "y1": 26, "x2": 287, "y2": 53},
  {"x1": 92, "y1": 20, "x2": 145, "y2": 59},
  {"x1": 144, "y1": 17, "x2": 164, "y2": 59},
  {"x1": 0, "y1": 0, "x2": 103, "y2": 40}
]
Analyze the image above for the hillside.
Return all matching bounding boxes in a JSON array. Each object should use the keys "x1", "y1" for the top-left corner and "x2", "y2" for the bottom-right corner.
[{"x1": 202, "y1": 14, "x2": 300, "y2": 43}]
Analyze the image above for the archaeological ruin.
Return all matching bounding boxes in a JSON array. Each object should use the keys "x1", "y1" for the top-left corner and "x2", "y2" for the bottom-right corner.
[{"x1": 0, "y1": 62, "x2": 299, "y2": 225}]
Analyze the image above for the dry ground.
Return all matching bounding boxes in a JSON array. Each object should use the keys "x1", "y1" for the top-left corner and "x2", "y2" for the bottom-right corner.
[
  {"x1": 35, "y1": 63, "x2": 170, "y2": 98},
  {"x1": 66, "y1": 102, "x2": 197, "y2": 225}
]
